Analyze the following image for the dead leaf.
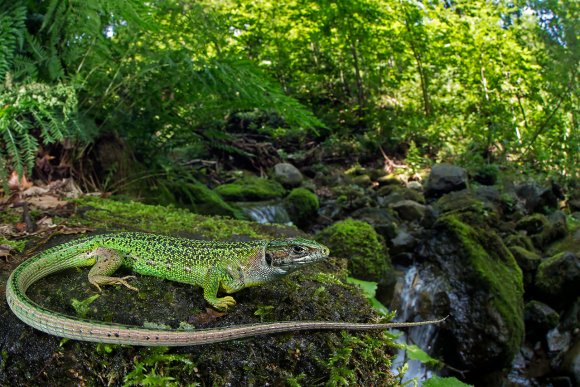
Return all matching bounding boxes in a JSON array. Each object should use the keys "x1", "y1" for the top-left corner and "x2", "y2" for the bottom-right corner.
[
  {"x1": 0, "y1": 244, "x2": 16, "y2": 261},
  {"x1": 8, "y1": 171, "x2": 33, "y2": 190},
  {"x1": 22, "y1": 186, "x2": 50, "y2": 197},
  {"x1": 188, "y1": 308, "x2": 227, "y2": 325},
  {"x1": 15, "y1": 222, "x2": 27, "y2": 233},
  {"x1": 27, "y1": 195, "x2": 69, "y2": 210}
]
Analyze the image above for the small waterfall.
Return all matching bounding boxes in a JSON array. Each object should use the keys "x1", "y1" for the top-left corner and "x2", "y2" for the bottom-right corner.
[
  {"x1": 238, "y1": 201, "x2": 292, "y2": 225},
  {"x1": 391, "y1": 265, "x2": 444, "y2": 383}
]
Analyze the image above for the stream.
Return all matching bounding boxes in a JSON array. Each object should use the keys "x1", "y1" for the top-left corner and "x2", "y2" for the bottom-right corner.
[{"x1": 238, "y1": 201, "x2": 292, "y2": 225}]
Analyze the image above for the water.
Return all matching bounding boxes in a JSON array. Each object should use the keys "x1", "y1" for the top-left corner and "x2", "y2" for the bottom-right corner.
[
  {"x1": 238, "y1": 201, "x2": 292, "y2": 225},
  {"x1": 391, "y1": 265, "x2": 444, "y2": 383}
]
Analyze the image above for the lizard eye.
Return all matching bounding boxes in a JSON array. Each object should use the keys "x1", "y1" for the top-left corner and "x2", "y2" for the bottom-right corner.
[
  {"x1": 265, "y1": 252, "x2": 273, "y2": 266},
  {"x1": 292, "y1": 245, "x2": 306, "y2": 254}
]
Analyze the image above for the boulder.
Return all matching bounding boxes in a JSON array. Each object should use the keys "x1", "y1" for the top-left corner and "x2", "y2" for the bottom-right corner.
[
  {"x1": 425, "y1": 164, "x2": 468, "y2": 198},
  {"x1": 350, "y1": 207, "x2": 398, "y2": 241},
  {"x1": 535, "y1": 252, "x2": 580, "y2": 306},
  {"x1": 509, "y1": 246, "x2": 542, "y2": 288},
  {"x1": 524, "y1": 300, "x2": 559, "y2": 340},
  {"x1": 214, "y1": 176, "x2": 286, "y2": 201},
  {"x1": 316, "y1": 219, "x2": 391, "y2": 282},
  {"x1": 419, "y1": 215, "x2": 524, "y2": 378},
  {"x1": 390, "y1": 200, "x2": 426, "y2": 222},
  {"x1": 284, "y1": 188, "x2": 319, "y2": 228},
  {"x1": 273, "y1": 163, "x2": 303, "y2": 187},
  {"x1": 515, "y1": 182, "x2": 558, "y2": 213}
]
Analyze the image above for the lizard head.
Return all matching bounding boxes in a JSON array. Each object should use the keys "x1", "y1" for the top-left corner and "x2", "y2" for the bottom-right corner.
[
  {"x1": 263, "y1": 238, "x2": 330, "y2": 275},
  {"x1": 236, "y1": 238, "x2": 330, "y2": 289}
]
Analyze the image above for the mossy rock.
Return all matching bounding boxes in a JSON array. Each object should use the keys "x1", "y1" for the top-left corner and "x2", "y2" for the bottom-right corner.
[
  {"x1": 509, "y1": 245, "x2": 542, "y2": 288},
  {"x1": 284, "y1": 188, "x2": 320, "y2": 228},
  {"x1": 214, "y1": 176, "x2": 286, "y2": 201},
  {"x1": 0, "y1": 197, "x2": 398, "y2": 385},
  {"x1": 377, "y1": 185, "x2": 425, "y2": 204},
  {"x1": 516, "y1": 213, "x2": 567, "y2": 248},
  {"x1": 434, "y1": 190, "x2": 486, "y2": 215},
  {"x1": 504, "y1": 232, "x2": 535, "y2": 251},
  {"x1": 179, "y1": 181, "x2": 246, "y2": 219},
  {"x1": 524, "y1": 300, "x2": 559, "y2": 339},
  {"x1": 142, "y1": 177, "x2": 245, "y2": 220},
  {"x1": 535, "y1": 251, "x2": 580, "y2": 306},
  {"x1": 437, "y1": 215, "x2": 524, "y2": 369},
  {"x1": 316, "y1": 219, "x2": 391, "y2": 281}
]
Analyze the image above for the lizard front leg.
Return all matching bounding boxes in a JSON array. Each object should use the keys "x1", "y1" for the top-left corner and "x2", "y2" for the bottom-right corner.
[
  {"x1": 203, "y1": 267, "x2": 237, "y2": 311},
  {"x1": 87, "y1": 247, "x2": 138, "y2": 291}
]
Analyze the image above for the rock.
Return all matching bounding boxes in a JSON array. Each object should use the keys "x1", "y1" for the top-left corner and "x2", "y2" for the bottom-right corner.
[
  {"x1": 316, "y1": 219, "x2": 391, "y2": 282},
  {"x1": 516, "y1": 213, "x2": 550, "y2": 234},
  {"x1": 376, "y1": 174, "x2": 400, "y2": 186},
  {"x1": 510, "y1": 246, "x2": 542, "y2": 288},
  {"x1": 515, "y1": 181, "x2": 558, "y2": 213},
  {"x1": 165, "y1": 179, "x2": 246, "y2": 219},
  {"x1": 569, "y1": 199, "x2": 580, "y2": 212},
  {"x1": 350, "y1": 207, "x2": 398, "y2": 241},
  {"x1": 432, "y1": 190, "x2": 501, "y2": 228},
  {"x1": 524, "y1": 300, "x2": 559, "y2": 339},
  {"x1": 377, "y1": 185, "x2": 425, "y2": 204},
  {"x1": 516, "y1": 212, "x2": 567, "y2": 249},
  {"x1": 273, "y1": 163, "x2": 303, "y2": 187},
  {"x1": 425, "y1": 164, "x2": 468, "y2": 198},
  {"x1": 474, "y1": 185, "x2": 501, "y2": 203},
  {"x1": 390, "y1": 200, "x2": 426, "y2": 222},
  {"x1": 420, "y1": 215, "x2": 524, "y2": 377},
  {"x1": 546, "y1": 328, "x2": 571, "y2": 352},
  {"x1": 284, "y1": 188, "x2": 319, "y2": 228},
  {"x1": 350, "y1": 174, "x2": 373, "y2": 187},
  {"x1": 390, "y1": 229, "x2": 417, "y2": 255},
  {"x1": 331, "y1": 184, "x2": 376, "y2": 212},
  {"x1": 535, "y1": 252, "x2": 580, "y2": 306},
  {"x1": 504, "y1": 232, "x2": 535, "y2": 251},
  {"x1": 406, "y1": 180, "x2": 423, "y2": 191},
  {"x1": 214, "y1": 176, "x2": 286, "y2": 201},
  {"x1": 562, "y1": 339, "x2": 580, "y2": 385}
]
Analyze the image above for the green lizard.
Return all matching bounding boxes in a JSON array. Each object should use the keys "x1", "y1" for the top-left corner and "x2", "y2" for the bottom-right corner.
[{"x1": 6, "y1": 232, "x2": 445, "y2": 346}]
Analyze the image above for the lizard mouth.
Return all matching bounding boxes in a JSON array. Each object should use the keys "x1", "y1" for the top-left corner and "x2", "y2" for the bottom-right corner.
[{"x1": 267, "y1": 249, "x2": 329, "y2": 272}]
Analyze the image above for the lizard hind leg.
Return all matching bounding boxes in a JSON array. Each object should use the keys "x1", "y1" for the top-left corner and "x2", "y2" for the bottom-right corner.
[{"x1": 87, "y1": 247, "x2": 138, "y2": 292}]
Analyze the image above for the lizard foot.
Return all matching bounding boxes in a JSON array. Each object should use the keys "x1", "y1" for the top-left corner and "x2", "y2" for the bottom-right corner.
[
  {"x1": 212, "y1": 296, "x2": 237, "y2": 311},
  {"x1": 89, "y1": 275, "x2": 139, "y2": 292}
]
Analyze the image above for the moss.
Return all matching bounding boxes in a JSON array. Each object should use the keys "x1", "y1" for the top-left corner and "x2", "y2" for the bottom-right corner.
[
  {"x1": 316, "y1": 219, "x2": 391, "y2": 281},
  {"x1": 284, "y1": 188, "x2": 320, "y2": 228},
  {"x1": 439, "y1": 215, "x2": 524, "y2": 362},
  {"x1": 516, "y1": 214, "x2": 549, "y2": 235},
  {"x1": 535, "y1": 252, "x2": 578, "y2": 297},
  {"x1": 434, "y1": 190, "x2": 486, "y2": 215},
  {"x1": 180, "y1": 181, "x2": 245, "y2": 219},
  {"x1": 504, "y1": 233, "x2": 535, "y2": 251},
  {"x1": 516, "y1": 213, "x2": 567, "y2": 248},
  {"x1": 377, "y1": 185, "x2": 426, "y2": 204},
  {"x1": 214, "y1": 176, "x2": 286, "y2": 201},
  {"x1": 142, "y1": 177, "x2": 246, "y2": 220},
  {"x1": 509, "y1": 246, "x2": 542, "y2": 288},
  {"x1": 0, "y1": 236, "x2": 27, "y2": 253},
  {"x1": 73, "y1": 196, "x2": 277, "y2": 240}
]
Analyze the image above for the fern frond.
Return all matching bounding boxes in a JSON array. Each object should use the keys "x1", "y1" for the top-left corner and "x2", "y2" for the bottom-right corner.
[
  {"x1": 2, "y1": 122, "x2": 23, "y2": 177},
  {"x1": 0, "y1": 1, "x2": 27, "y2": 82}
]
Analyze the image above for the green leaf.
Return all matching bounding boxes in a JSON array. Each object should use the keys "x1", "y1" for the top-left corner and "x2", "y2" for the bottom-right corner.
[
  {"x1": 423, "y1": 376, "x2": 472, "y2": 387},
  {"x1": 404, "y1": 344, "x2": 439, "y2": 366},
  {"x1": 346, "y1": 277, "x2": 389, "y2": 316},
  {"x1": 71, "y1": 294, "x2": 100, "y2": 318}
]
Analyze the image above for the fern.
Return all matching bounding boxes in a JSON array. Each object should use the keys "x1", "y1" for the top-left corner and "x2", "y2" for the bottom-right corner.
[
  {"x1": 0, "y1": 82, "x2": 85, "y2": 189},
  {"x1": 0, "y1": 1, "x2": 27, "y2": 82}
]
